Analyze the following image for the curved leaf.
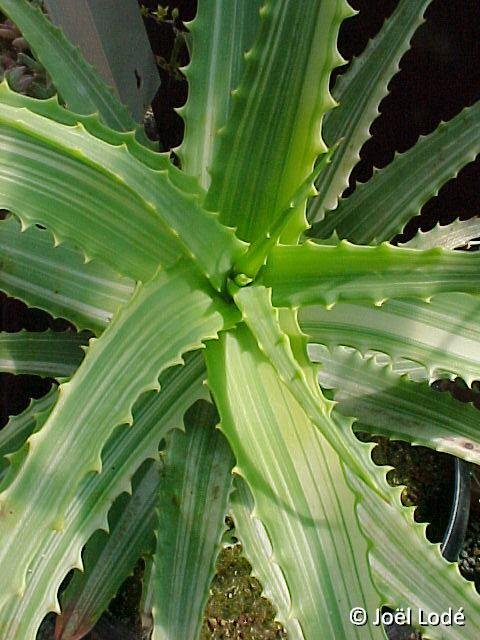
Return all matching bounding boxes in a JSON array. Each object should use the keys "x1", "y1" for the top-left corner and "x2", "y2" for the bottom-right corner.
[
  {"x1": 229, "y1": 476, "x2": 303, "y2": 639},
  {"x1": 56, "y1": 460, "x2": 159, "y2": 640},
  {"x1": 0, "y1": 330, "x2": 87, "y2": 378},
  {"x1": 0, "y1": 388, "x2": 57, "y2": 482},
  {"x1": 0, "y1": 215, "x2": 134, "y2": 334},
  {"x1": 311, "y1": 344, "x2": 480, "y2": 464},
  {"x1": 235, "y1": 284, "x2": 382, "y2": 494},
  {"x1": 401, "y1": 217, "x2": 480, "y2": 250},
  {"x1": 309, "y1": 0, "x2": 431, "y2": 221},
  {"x1": 0, "y1": 350, "x2": 207, "y2": 639},
  {"x1": 0, "y1": 98, "x2": 246, "y2": 289},
  {"x1": 311, "y1": 100, "x2": 480, "y2": 243},
  {"x1": 151, "y1": 401, "x2": 234, "y2": 640},
  {"x1": 264, "y1": 241, "x2": 480, "y2": 307},
  {"x1": 0, "y1": 0, "x2": 138, "y2": 133},
  {"x1": 348, "y1": 464, "x2": 480, "y2": 639},
  {"x1": 299, "y1": 294, "x2": 480, "y2": 385},
  {"x1": 205, "y1": 0, "x2": 353, "y2": 244},
  {"x1": 205, "y1": 325, "x2": 384, "y2": 639},
  {"x1": 0, "y1": 261, "x2": 238, "y2": 634},
  {"x1": 178, "y1": 0, "x2": 262, "y2": 188}
]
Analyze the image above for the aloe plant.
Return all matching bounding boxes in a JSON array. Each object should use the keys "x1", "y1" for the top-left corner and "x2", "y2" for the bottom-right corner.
[{"x1": 0, "y1": 1, "x2": 479, "y2": 638}]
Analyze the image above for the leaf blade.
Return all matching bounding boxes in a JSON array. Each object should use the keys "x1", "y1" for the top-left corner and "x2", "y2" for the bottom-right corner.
[
  {"x1": 309, "y1": 0, "x2": 432, "y2": 221},
  {"x1": 265, "y1": 241, "x2": 480, "y2": 307},
  {"x1": 151, "y1": 401, "x2": 234, "y2": 640},
  {"x1": 205, "y1": 0, "x2": 353, "y2": 243},
  {"x1": 299, "y1": 293, "x2": 480, "y2": 385},
  {"x1": 0, "y1": 350, "x2": 208, "y2": 639},
  {"x1": 311, "y1": 100, "x2": 480, "y2": 243},
  {"x1": 311, "y1": 344, "x2": 480, "y2": 464},
  {"x1": 0, "y1": 215, "x2": 134, "y2": 334},
  {"x1": 178, "y1": 0, "x2": 262, "y2": 188},
  {"x1": 0, "y1": 0, "x2": 139, "y2": 132},
  {"x1": 0, "y1": 261, "x2": 238, "y2": 631},
  {"x1": 0, "y1": 330, "x2": 87, "y2": 378},
  {"x1": 205, "y1": 326, "x2": 384, "y2": 639}
]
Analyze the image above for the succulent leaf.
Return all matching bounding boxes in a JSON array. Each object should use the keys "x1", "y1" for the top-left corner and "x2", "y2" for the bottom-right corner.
[
  {"x1": 0, "y1": 0, "x2": 140, "y2": 134},
  {"x1": 177, "y1": 0, "x2": 262, "y2": 188},
  {"x1": 0, "y1": 215, "x2": 135, "y2": 334},
  {"x1": 0, "y1": 261, "x2": 238, "y2": 631},
  {"x1": 204, "y1": 0, "x2": 354, "y2": 244},
  {"x1": 299, "y1": 294, "x2": 480, "y2": 386},
  {"x1": 0, "y1": 329, "x2": 87, "y2": 378},
  {"x1": 205, "y1": 326, "x2": 384, "y2": 639},
  {"x1": 264, "y1": 241, "x2": 480, "y2": 307},
  {"x1": 0, "y1": 351, "x2": 207, "y2": 638},
  {"x1": 151, "y1": 401, "x2": 234, "y2": 639},
  {"x1": 311, "y1": 344, "x2": 480, "y2": 464},
  {"x1": 311, "y1": 100, "x2": 480, "y2": 243},
  {"x1": 310, "y1": 0, "x2": 432, "y2": 221},
  {"x1": 56, "y1": 460, "x2": 159, "y2": 640}
]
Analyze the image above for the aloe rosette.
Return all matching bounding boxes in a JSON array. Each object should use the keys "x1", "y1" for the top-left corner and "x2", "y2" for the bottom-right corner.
[{"x1": 0, "y1": 1, "x2": 479, "y2": 639}]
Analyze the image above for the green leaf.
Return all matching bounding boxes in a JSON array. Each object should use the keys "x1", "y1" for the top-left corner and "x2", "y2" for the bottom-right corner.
[
  {"x1": 177, "y1": 0, "x2": 262, "y2": 188},
  {"x1": 309, "y1": 0, "x2": 431, "y2": 222},
  {"x1": 56, "y1": 460, "x2": 159, "y2": 640},
  {"x1": 205, "y1": 0, "x2": 353, "y2": 244},
  {"x1": 298, "y1": 293, "x2": 480, "y2": 385},
  {"x1": 311, "y1": 100, "x2": 480, "y2": 243},
  {"x1": 0, "y1": 388, "x2": 57, "y2": 482},
  {"x1": 0, "y1": 98, "x2": 246, "y2": 289},
  {"x1": 234, "y1": 284, "x2": 382, "y2": 494},
  {"x1": 151, "y1": 400, "x2": 234, "y2": 640},
  {"x1": 0, "y1": 329, "x2": 87, "y2": 378},
  {"x1": 0, "y1": 261, "x2": 238, "y2": 631},
  {"x1": 229, "y1": 476, "x2": 302, "y2": 639},
  {"x1": 401, "y1": 217, "x2": 480, "y2": 250},
  {"x1": 0, "y1": 0, "x2": 139, "y2": 133},
  {"x1": 348, "y1": 466, "x2": 480, "y2": 639},
  {"x1": 205, "y1": 325, "x2": 384, "y2": 639},
  {"x1": 311, "y1": 344, "x2": 480, "y2": 464},
  {"x1": 264, "y1": 241, "x2": 480, "y2": 307},
  {"x1": 0, "y1": 350, "x2": 207, "y2": 639},
  {"x1": 0, "y1": 215, "x2": 134, "y2": 334}
]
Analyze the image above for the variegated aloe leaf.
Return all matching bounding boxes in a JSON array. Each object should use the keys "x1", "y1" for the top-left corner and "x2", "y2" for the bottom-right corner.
[
  {"x1": 299, "y1": 294, "x2": 480, "y2": 385},
  {"x1": 234, "y1": 284, "x2": 382, "y2": 494},
  {"x1": 0, "y1": 215, "x2": 134, "y2": 334},
  {"x1": 0, "y1": 0, "x2": 138, "y2": 133},
  {"x1": 55, "y1": 460, "x2": 159, "y2": 640},
  {"x1": 151, "y1": 400, "x2": 234, "y2": 640},
  {"x1": 312, "y1": 100, "x2": 480, "y2": 243},
  {"x1": 0, "y1": 388, "x2": 58, "y2": 482},
  {"x1": 0, "y1": 261, "x2": 238, "y2": 627},
  {"x1": 347, "y1": 463, "x2": 480, "y2": 639},
  {"x1": 309, "y1": 0, "x2": 431, "y2": 222},
  {"x1": 0, "y1": 81, "x2": 202, "y2": 197},
  {"x1": 401, "y1": 217, "x2": 480, "y2": 250},
  {"x1": 206, "y1": 325, "x2": 384, "y2": 639},
  {"x1": 0, "y1": 93, "x2": 245, "y2": 289},
  {"x1": 177, "y1": 0, "x2": 262, "y2": 188},
  {"x1": 0, "y1": 350, "x2": 207, "y2": 639},
  {"x1": 264, "y1": 241, "x2": 480, "y2": 308},
  {"x1": 310, "y1": 344, "x2": 480, "y2": 464},
  {"x1": 204, "y1": 0, "x2": 353, "y2": 244},
  {"x1": 0, "y1": 330, "x2": 87, "y2": 378}
]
